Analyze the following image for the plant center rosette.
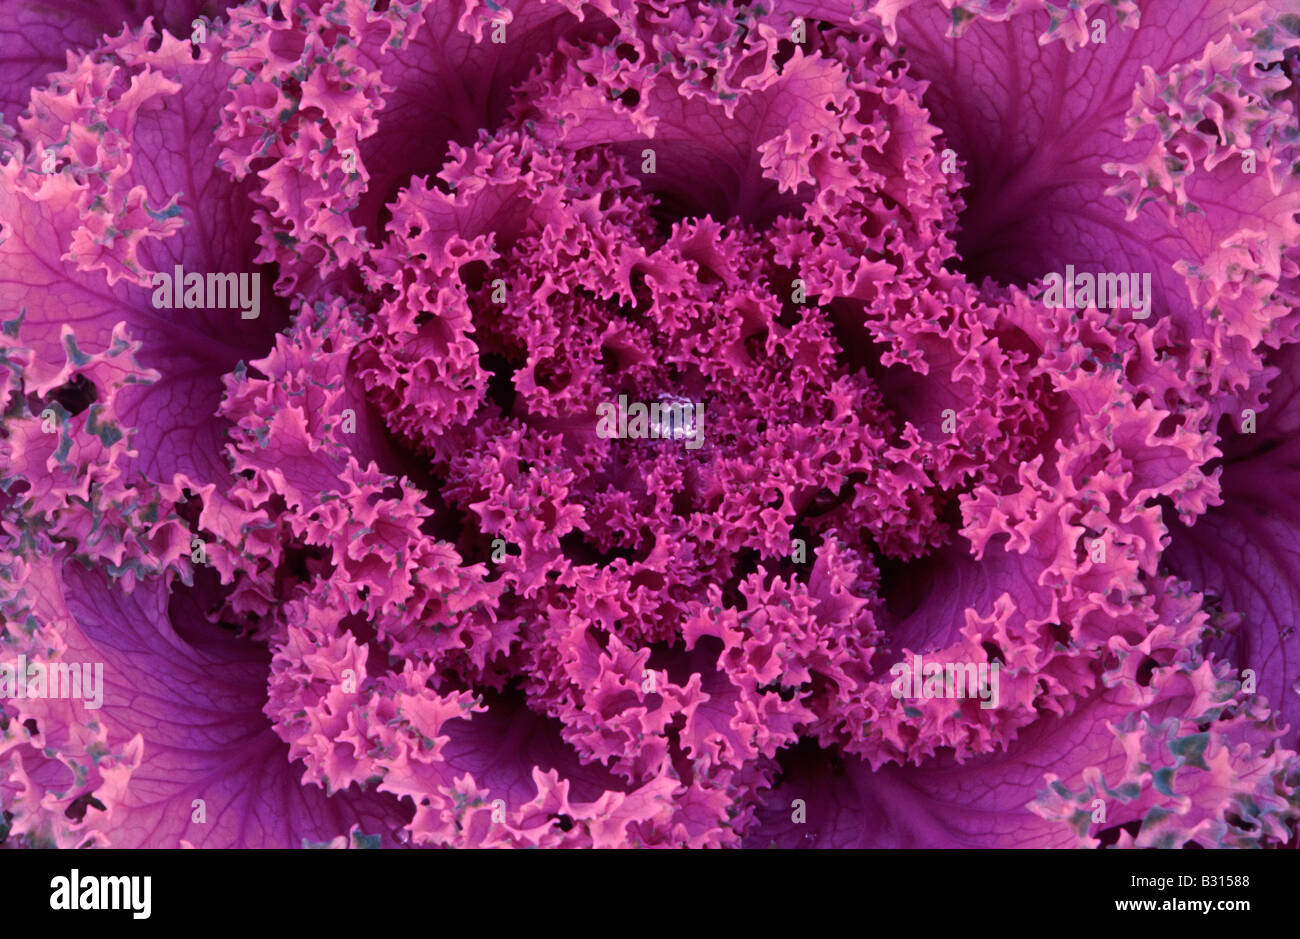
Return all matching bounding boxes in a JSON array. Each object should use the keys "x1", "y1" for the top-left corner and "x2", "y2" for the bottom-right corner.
[{"x1": 1, "y1": 0, "x2": 1299, "y2": 848}]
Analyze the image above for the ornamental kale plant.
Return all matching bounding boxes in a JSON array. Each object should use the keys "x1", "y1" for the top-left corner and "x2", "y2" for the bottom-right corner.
[{"x1": 1, "y1": 0, "x2": 1299, "y2": 849}]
